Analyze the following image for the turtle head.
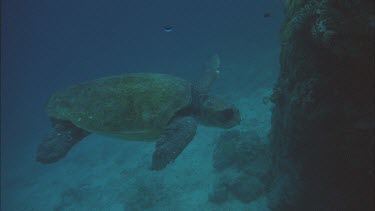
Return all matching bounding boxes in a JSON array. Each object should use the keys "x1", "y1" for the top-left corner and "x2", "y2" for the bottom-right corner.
[{"x1": 198, "y1": 95, "x2": 240, "y2": 128}]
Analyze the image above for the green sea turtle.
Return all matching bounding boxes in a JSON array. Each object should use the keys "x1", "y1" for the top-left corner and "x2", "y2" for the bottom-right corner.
[{"x1": 36, "y1": 54, "x2": 241, "y2": 170}]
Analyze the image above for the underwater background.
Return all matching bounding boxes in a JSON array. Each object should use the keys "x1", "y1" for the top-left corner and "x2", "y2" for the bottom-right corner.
[
  {"x1": 2, "y1": 0, "x2": 374, "y2": 210},
  {"x1": 2, "y1": 0, "x2": 283, "y2": 210}
]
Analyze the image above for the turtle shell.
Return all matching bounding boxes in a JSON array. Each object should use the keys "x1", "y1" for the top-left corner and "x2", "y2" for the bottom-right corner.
[{"x1": 46, "y1": 73, "x2": 192, "y2": 140}]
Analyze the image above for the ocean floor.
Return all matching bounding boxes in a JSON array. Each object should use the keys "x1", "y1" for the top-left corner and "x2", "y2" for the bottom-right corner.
[{"x1": 1, "y1": 59, "x2": 277, "y2": 211}]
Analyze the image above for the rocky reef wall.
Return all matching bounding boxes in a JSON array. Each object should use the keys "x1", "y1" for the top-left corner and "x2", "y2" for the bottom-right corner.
[{"x1": 269, "y1": 0, "x2": 374, "y2": 210}]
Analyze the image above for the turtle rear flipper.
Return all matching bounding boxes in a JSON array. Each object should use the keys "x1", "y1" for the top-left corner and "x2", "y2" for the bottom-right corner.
[
  {"x1": 36, "y1": 120, "x2": 90, "y2": 164},
  {"x1": 151, "y1": 117, "x2": 197, "y2": 170}
]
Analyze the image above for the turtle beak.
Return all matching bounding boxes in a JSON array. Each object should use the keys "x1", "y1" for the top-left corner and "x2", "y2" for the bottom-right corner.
[
  {"x1": 199, "y1": 95, "x2": 241, "y2": 128},
  {"x1": 222, "y1": 107, "x2": 241, "y2": 128}
]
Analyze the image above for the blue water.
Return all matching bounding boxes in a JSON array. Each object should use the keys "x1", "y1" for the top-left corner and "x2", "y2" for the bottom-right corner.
[{"x1": 1, "y1": 0, "x2": 283, "y2": 210}]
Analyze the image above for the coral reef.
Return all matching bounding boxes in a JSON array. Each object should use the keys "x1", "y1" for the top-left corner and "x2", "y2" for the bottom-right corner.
[
  {"x1": 209, "y1": 129, "x2": 271, "y2": 204},
  {"x1": 281, "y1": 0, "x2": 317, "y2": 43},
  {"x1": 213, "y1": 130, "x2": 261, "y2": 171},
  {"x1": 269, "y1": 0, "x2": 374, "y2": 210},
  {"x1": 281, "y1": 0, "x2": 374, "y2": 57},
  {"x1": 209, "y1": 168, "x2": 266, "y2": 204}
]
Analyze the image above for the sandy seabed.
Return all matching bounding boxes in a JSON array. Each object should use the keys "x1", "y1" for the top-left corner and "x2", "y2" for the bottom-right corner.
[{"x1": 2, "y1": 61, "x2": 277, "y2": 211}]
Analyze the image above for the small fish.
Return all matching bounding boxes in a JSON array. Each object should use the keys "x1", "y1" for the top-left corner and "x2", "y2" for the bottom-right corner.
[
  {"x1": 163, "y1": 25, "x2": 173, "y2": 32},
  {"x1": 263, "y1": 12, "x2": 271, "y2": 18}
]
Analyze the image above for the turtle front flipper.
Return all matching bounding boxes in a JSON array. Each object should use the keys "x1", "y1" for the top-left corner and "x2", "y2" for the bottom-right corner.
[
  {"x1": 151, "y1": 117, "x2": 198, "y2": 170},
  {"x1": 194, "y1": 54, "x2": 221, "y2": 94},
  {"x1": 36, "y1": 119, "x2": 90, "y2": 164}
]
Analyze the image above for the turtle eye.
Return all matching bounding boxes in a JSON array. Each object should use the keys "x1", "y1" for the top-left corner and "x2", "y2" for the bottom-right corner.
[{"x1": 221, "y1": 109, "x2": 234, "y2": 121}]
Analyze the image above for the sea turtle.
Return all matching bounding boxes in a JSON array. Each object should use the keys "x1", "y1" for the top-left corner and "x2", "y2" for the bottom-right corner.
[{"x1": 36, "y1": 54, "x2": 241, "y2": 170}]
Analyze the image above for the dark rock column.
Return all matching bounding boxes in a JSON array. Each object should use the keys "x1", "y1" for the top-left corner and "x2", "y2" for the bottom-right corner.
[{"x1": 268, "y1": 0, "x2": 374, "y2": 210}]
